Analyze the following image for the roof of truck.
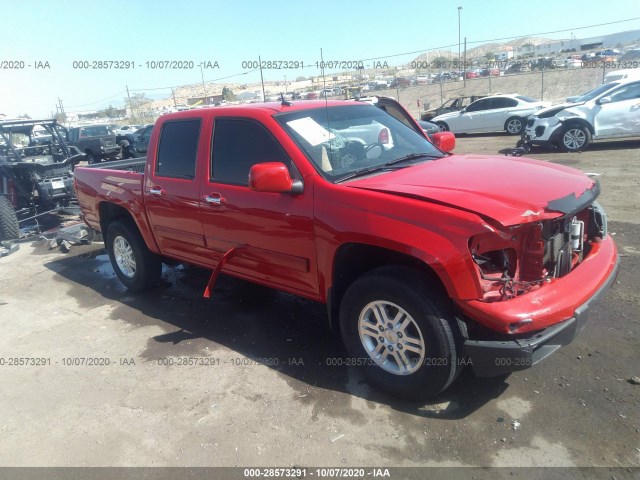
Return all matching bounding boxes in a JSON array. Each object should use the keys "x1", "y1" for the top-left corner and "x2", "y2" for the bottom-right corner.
[{"x1": 158, "y1": 100, "x2": 370, "y2": 120}]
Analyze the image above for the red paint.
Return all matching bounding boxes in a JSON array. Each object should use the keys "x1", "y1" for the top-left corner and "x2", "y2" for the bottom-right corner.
[{"x1": 75, "y1": 99, "x2": 618, "y2": 337}]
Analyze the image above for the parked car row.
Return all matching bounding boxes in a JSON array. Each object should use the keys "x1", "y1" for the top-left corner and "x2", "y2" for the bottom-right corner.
[{"x1": 431, "y1": 94, "x2": 550, "y2": 135}]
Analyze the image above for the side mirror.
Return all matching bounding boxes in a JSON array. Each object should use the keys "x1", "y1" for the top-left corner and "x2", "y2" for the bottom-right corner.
[
  {"x1": 459, "y1": 108, "x2": 466, "y2": 114},
  {"x1": 598, "y1": 96, "x2": 612, "y2": 105},
  {"x1": 249, "y1": 162, "x2": 303, "y2": 194},
  {"x1": 431, "y1": 131, "x2": 456, "y2": 153}
]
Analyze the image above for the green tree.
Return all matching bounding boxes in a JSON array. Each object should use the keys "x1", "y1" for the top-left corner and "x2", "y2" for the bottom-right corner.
[
  {"x1": 222, "y1": 86, "x2": 236, "y2": 102},
  {"x1": 485, "y1": 52, "x2": 495, "y2": 61},
  {"x1": 124, "y1": 93, "x2": 150, "y2": 121},
  {"x1": 433, "y1": 56, "x2": 448, "y2": 69}
]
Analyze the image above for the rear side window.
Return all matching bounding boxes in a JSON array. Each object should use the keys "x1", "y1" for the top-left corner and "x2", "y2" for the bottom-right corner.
[
  {"x1": 211, "y1": 119, "x2": 290, "y2": 185},
  {"x1": 156, "y1": 119, "x2": 201, "y2": 179},
  {"x1": 466, "y1": 98, "x2": 492, "y2": 112},
  {"x1": 491, "y1": 97, "x2": 518, "y2": 108}
]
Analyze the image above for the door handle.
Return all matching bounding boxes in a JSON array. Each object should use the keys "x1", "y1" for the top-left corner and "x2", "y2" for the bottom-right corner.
[
  {"x1": 149, "y1": 187, "x2": 165, "y2": 195},
  {"x1": 204, "y1": 193, "x2": 225, "y2": 206}
]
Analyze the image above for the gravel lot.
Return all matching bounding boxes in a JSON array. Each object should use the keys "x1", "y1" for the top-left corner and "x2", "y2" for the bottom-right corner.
[{"x1": 0, "y1": 134, "x2": 638, "y2": 471}]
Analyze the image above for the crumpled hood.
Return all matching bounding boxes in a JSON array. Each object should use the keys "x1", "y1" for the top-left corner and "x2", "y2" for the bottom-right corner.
[
  {"x1": 531, "y1": 101, "x2": 585, "y2": 118},
  {"x1": 347, "y1": 154, "x2": 597, "y2": 226}
]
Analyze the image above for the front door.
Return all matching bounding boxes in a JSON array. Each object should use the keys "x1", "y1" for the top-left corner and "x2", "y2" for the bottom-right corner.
[
  {"x1": 200, "y1": 116, "x2": 318, "y2": 296},
  {"x1": 594, "y1": 81, "x2": 640, "y2": 138}
]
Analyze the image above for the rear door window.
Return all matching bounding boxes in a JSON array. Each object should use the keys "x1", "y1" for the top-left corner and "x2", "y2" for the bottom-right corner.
[{"x1": 155, "y1": 119, "x2": 201, "y2": 179}]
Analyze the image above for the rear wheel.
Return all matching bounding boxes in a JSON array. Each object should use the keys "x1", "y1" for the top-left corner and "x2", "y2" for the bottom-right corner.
[
  {"x1": 505, "y1": 117, "x2": 524, "y2": 135},
  {"x1": 558, "y1": 124, "x2": 591, "y2": 152},
  {"x1": 105, "y1": 219, "x2": 162, "y2": 291},
  {"x1": 0, "y1": 195, "x2": 20, "y2": 241},
  {"x1": 339, "y1": 266, "x2": 463, "y2": 400},
  {"x1": 436, "y1": 122, "x2": 449, "y2": 132}
]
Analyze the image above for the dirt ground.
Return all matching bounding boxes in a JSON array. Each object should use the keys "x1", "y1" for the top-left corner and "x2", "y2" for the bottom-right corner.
[{"x1": 0, "y1": 134, "x2": 638, "y2": 472}]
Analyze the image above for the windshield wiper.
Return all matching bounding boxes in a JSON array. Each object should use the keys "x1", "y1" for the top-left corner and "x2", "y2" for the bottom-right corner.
[
  {"x1": 383, "y1": 152, "x2": 442, "y2": 166},
  {"x1": 335, "y1": 153, "x2": 440, "y2": 183}
]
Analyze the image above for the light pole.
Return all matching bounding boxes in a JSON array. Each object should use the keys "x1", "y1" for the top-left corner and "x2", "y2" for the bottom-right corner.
[
  {"x1": 571, "y1": 32, "x2": 575, "y2": 51},
  {"x1": 458, "y1": 6, "x2": 462, "y2": 80}
]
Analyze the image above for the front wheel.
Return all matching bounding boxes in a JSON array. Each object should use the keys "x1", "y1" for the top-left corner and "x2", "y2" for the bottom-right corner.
[
  {"x1": 558, "y1": 124, "x2": 591, "y2": 152},
  {"x1": 435, "y1": 122, "x2": 449, "y2": 132},
  {"x1": 105, "y1": 219, "x2": 162, "y2": 291},
  {"x1": 505, "y1": 117, "x2": 524, "y2": 135},
  {"x1": 339, "y1": 266, "x2": 462, "y2": 400}
]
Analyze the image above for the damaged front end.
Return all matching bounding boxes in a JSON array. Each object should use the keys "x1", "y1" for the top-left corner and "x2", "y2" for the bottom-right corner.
[
  {"x1": 457, "y1": 182, "x2": 618, "y2": 376},
  {"x1": 469, "y1": 183, "x2": 605, "y2": 310}
]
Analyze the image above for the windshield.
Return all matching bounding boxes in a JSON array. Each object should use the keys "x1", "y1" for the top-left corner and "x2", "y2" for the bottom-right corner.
[
  {"x1": 574, "y1": 82, "x2": 620, "y2": 102},
  {"x1": 275, "y1": 104, "x2": 444, "y2": 182}
]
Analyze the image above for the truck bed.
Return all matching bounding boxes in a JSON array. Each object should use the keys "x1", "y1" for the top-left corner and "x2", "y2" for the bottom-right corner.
[
  {"x1": 74, "y1": 158, "x2": 147, "y2": 233},
  {"x1": 85, "y1": 157, "x2": 146, "y2": 173}
]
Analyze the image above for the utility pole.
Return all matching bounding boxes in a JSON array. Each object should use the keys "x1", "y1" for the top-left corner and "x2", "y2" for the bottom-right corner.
[
  {"x1": 126, "y1": 85, "x2": 133, "y2": 118},
  {"x1": 458, "y1": 6, "x2": 462, "y2": 81},
  {"x1": 259, "y1": 56, "x2": 266, "y2": 102},
  {"x1": 200, "y1": 65, "x2": 206, "y2": 102},
  {"x1": 463, "y1": 37, "x2": 467, "y2": 87},
  {"x1": 171, "y1": 89, "x2": 177, "y2": 108}
]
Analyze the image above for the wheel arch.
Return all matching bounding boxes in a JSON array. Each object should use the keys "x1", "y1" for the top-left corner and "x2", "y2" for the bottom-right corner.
[
  {"x1": 98, "y1": 201, "x2": 160, "y2": 254},
  {"x1": 327, "y1": 243, "x2": 452, "y2": 331},
  {"x1": 559, "y1": 118, "x2": 595, "y2": 136}
]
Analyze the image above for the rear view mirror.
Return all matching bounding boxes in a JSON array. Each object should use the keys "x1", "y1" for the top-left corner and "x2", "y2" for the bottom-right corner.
[
  {"x1": 249, "y1": 162, "x2": 303, "y2": 194},
  {"x1": 431, "y1": 132, "x2": 456, "y2": 153}
]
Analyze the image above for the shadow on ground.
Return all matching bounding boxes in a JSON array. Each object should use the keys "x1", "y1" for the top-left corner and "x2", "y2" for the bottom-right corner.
[{"x1": 44, "y1": 243, "x2": 510, "y2": 419}]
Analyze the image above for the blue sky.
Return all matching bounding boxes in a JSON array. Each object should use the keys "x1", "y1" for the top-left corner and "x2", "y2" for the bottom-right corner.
[{"x1": 1, "y1": 0, "x2": 639, "y2": 117}]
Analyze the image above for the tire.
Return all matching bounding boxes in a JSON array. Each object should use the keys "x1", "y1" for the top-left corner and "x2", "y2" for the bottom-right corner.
[
  {"x1": 435, "y1": 122, "x2": 449, "y2": 132},
  {"x1": 339, "y1": 266, "x2": 463, "y2": 400},
  {"x1": 0, "y1": 195, "x2": 20, "y2": 241},
  {"x1": 86, "y1": 151, "x2": 97, "y2": 164},
  {"x1": 558, "y1": 124, "x2": 591, "y2": 152},
  {"x1": 105, "y1": 219, "x2": 162, "y2": 291},
  {"x1": 505, "y1": 117, "x2": 524, "y2": 135}
]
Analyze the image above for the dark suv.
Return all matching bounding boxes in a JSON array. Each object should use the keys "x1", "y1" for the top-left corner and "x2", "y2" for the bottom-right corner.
[{"x1": 67, "y1": 124, "x2": 120, "y2": 164}]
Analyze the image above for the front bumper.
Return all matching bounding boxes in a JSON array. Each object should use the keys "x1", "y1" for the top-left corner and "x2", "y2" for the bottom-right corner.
[
  {"x1": 524, "y1": 117, "x2": 562, "y2": 144},
  {"x1": 463, "y1": 243, "x2": 619, "y2": 377}
]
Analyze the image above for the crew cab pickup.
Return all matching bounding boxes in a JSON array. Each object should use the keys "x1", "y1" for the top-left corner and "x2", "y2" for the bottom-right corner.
[{"x1": 74, "y1": 98, "x2": 618, "y2": 400}]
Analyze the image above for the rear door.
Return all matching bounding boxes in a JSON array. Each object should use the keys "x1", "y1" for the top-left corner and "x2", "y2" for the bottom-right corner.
[
  {"x1": 593, "y1": 81, "x2": 640, "y2": 138},
  {"x1": 144, "y1": 117, "x2": 213, "y2": 266},
  {"x1": 484, "y1": 97, "x2": 518, "y2": 130},
  {"x1": 199, "y1": 115, "x2": 318, "y2": 296}
]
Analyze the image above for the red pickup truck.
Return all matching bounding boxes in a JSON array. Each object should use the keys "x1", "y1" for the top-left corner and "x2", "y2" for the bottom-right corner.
[{"x1": 74, "y1": 97, "x2": 618, "y2": 400}]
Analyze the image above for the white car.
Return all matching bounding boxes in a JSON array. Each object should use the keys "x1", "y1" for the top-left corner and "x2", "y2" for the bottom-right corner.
[
  {"x1": 114, "y1": 124, "x2": 142, "y2": 136},
  {"x1": 524, "y1": 78, "x2": 640, "y2": 152},
  {"x1": 432, "y1": 94, "x2": 550, "y2": 135}
]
